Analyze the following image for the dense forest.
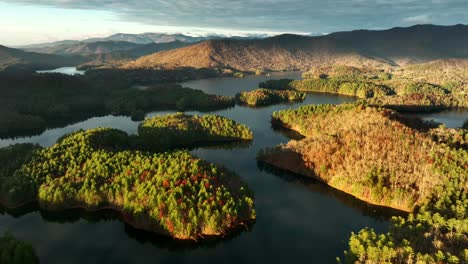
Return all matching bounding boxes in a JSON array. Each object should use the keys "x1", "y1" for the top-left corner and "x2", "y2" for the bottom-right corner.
[
  {"x1": 0, "y1": 114, "x2": 256, "y2": 239},
  {"x1": 0, "y1": 72, "x2": 234, "y2": 138},
  {"x1": 235, "y1": 88, "x2": 305, "y2": 106},
  {"x1": 343, "y1": 145, "x2": 467, "y2": 263},
  {"x1": 257, "y1": 103, "x2": 467, "y2": 262},
  {"x1": 139, "y1": 113, "x2": 253, "y2": 150},
  {"x1": 258, "y1": 64, "x2": 467, "y2": 113},
  {"x1": 365, "y1": 93, "x2": 468, "y2": 112},
  {"x1": 0, "y1": 232, "x2": 39, "y2": 264},
  {"x1": 259, "y1": 74, "x2": 394, "y2": 98}
]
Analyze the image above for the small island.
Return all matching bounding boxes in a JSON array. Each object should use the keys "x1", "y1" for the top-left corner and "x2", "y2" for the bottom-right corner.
[
  {"x1": 235, "y1": 88, "x2": 305, "y2": 106},
  {"x1": 0, "y1": 114, "x2": 256, "y2": 240},
  {"x1": 138, "y1": 113, "x2": 253, "y2": 150},
  {"x1": 258, "y1": 103, "x2": 467, "y2": 263}
]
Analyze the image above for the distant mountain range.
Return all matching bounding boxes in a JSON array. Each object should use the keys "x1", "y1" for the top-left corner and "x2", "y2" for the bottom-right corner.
[
  {"x1": 2, "y1": 24, "x2": 467, "y2": 72},
  {"x1": 0, "y1": 45, "x2": 84, "y2": 71},
  {"x1": 126, "y1": 24, "x2": 468, "y2": 71},
  {"x1": 25, "y1": 41, "x2": 142, "y2": 56},
  {"x1": 18, "y1": 33, "x2": 268, "y2": 50}
]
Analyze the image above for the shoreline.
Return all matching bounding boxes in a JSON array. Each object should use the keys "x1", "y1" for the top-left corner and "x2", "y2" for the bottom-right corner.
[
  {"x1": 257, "y1": 153, "x2": 413, "y2": 213},
  {"x1": 0, "y1": 198, "x2": 254, "y2": 241}
]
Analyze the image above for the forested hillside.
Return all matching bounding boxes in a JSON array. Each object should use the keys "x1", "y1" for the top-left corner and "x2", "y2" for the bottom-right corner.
[{"x1": 257, "y1": 103, "x2": 467, "y2": 263}]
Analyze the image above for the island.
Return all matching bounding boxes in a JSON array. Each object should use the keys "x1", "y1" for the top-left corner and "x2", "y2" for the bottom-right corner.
[
  {"x1": 235, "y1": 88, "x2": 305, "y2": 106},
  {"x1": 138, "y1": 113, "x2": 253, "y2": 150},
  {"x1": 257, "y1": 103, "x2": 467, "y2": 263},
  {"x1": 0, "y1": 114, "x2": 256, "y2": 240}
]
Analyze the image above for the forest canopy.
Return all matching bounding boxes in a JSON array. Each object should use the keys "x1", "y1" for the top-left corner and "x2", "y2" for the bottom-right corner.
[
  {"x1": 257, "y1": 103, "x2": 467, "y2": 263},
  {"x1": 236, "y1": 88, "x2": 305, "y2": 106},
  {"x1": 139, "y1": 113, "x2": 253, "y2": 150},
  {"x1": 0, "y1": 114, "x2": 256, "y2": 239},
  {"x1": 0, "y1": 72, "x2": 234, "y2": 138}
]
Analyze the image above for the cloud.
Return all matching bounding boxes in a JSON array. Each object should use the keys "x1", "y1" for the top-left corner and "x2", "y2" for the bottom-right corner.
[
  {"x1": 402, "y1": 14, "x2": 431, "y2": 24},
  {"x1": 2, "y1": 0, "x2": 467, "y2": 33}
]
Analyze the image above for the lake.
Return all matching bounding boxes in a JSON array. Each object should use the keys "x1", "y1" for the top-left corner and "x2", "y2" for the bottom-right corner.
[
  {"x1": 0, "y1": 72, "x2": 463, "y2": 264},
  {"x1": 37, "y1": 67, "x2": 85, "y2": 75},
  {"x1": 409, "y1": 110, "x2": 467, "y2": 128}
]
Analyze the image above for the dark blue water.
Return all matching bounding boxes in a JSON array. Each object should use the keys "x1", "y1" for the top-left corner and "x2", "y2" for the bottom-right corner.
[{"x1": 2, "y1": 73, "x2": 457, "y2": 264}]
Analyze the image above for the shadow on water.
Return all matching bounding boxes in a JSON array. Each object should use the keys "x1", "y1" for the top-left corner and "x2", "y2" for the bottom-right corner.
[
  {"x1": 271, "y1": 124, "x2": 306, "y2": 141},
  {"x1": 124, "y1": 220, "x2": 255, "y2": 252},
  {"x1": 256, "y1": 161, "x2": 407, "y2": 221},
  {"x1": 0, "y1": 202, "x2": 256, "y2": 251},
  {"x1": 186, "y1": 140, "x2": 253, "y2": 151}
]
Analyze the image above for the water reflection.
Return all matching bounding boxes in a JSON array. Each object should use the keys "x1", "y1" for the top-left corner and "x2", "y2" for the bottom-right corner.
[
  {"x1": 0, "y1": 203, "x2": 255, "y2": 251},
  {"x1": 180, "y1": 71, "x2": 303, "y2": 97},
  {"x1": 256, "y1": 161, "x2": 406, "y2": 221},
  {"x1": 409, "y1": 110, "x2": 468, "y2": 128}
]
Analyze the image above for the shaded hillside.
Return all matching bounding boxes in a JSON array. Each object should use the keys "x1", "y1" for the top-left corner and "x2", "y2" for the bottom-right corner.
[
  {"x1": 0, "y1": 45, "x2": 83, "y2": 71},
  {"x1": 1, "y1": 41, "x2": 192, "y2": 71},
  {"x1": 126, "y1": 24, "x2": 468, "y2": 71},
  {"x1": 328, "y1": 24, "x2": 468, "y2": 64},
  {"x1": 79, "y1": 41, "x2": 191, "y2": 68}
]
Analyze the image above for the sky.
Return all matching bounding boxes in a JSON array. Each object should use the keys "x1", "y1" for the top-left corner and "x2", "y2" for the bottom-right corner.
[{"x1": 0, "y1": 0, "x2": 467, "y2": 46}]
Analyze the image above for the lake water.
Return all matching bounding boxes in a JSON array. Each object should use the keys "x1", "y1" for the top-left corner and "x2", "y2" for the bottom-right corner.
[
  {"x1": 180, "y1": 71, "x2": 303, "y2": 96},
  {"x1": 37, "y1": 67, "x2": 85, "y2": 75},
  {"x1": 1, "y1": 73, "x2": 463, "y2": 264},
  {"x1": 409, "y1": 110, "x2": 467, "y2": 128}
]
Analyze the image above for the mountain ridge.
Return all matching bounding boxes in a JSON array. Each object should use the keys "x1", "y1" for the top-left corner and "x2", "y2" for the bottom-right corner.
[
  {"x1": 125, "y1": 24, "x2": 468, "y2": 71},
  {"x1": 17, "y1": 32, "x2": 268, "y2": 49},
  {"x1": 3, "y1": 24, "x2": 468, "y2": 72},
  {"x1": 0, "y1": 45, "x2": 84, "y2": 71}
]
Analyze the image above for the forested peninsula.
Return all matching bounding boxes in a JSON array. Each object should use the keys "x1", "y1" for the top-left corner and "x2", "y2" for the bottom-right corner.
[{"x1": 257, "y1": 103, "x2": 467, "y2": 263}]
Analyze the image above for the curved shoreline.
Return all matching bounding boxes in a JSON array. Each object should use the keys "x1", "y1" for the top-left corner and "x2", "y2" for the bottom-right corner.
[
  {"x1": 0, "y1": 198, "x2": 255, "y2": 240},
  {"x1": 257, "y1": 152, "x2": 412, "y2": 213}
]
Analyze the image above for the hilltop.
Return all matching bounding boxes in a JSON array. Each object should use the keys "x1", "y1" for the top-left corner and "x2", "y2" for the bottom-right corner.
[{"x1": 125, "y1": 35, "x2": 388, "y2": 71}]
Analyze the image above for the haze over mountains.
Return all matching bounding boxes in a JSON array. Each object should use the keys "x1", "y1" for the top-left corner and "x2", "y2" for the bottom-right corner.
[
  {"x1": 1, "y1": 24, "x2": 467, "y2": 72},
  {"x1": 18, "y1": 32, "x2": 269, "y2": 50}
]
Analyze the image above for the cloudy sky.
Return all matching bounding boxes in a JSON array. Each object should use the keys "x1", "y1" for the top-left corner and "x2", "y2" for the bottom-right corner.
[{"x1": 1, "y1": 0, "x2": 467, "y2": 45}]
